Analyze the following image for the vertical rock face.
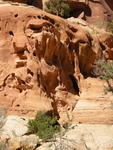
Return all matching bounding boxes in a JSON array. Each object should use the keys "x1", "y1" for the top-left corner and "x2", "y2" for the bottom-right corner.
[{"x1": 0, "y1": 6, "x2": 112, "y2": 119}]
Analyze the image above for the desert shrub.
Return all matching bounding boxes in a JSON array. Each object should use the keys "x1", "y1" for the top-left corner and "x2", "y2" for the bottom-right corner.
[
  {"x1": 93, "y1": 59, "x2": 113, "y2": 93},
  {"x1": 45, "y1": 0, "x2": 70, "y2": 18},
  {"x1": 93, "y1": 60, "x2": 113, "y2": 80},
  {"x1": 104, "y1": 86, "x2": 113, "y2": 94},
  {"x1": 28, "y1": 112, "x2": 60, "y2": 141},
  {"x1": 107, "y1": 20, "x2": 113, "y2": 33}
]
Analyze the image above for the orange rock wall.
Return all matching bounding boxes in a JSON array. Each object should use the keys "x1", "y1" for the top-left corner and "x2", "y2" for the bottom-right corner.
[{"x1": 0, "y1": 6, "x2": 112, "y2": 122}]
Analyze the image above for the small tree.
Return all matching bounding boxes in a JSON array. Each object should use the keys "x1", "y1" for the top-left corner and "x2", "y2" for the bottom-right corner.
[
  {"x1": 28, "y1": 112, "x2": 60, "y2": 141},
  {"x1": 93, "y1": 59, "x2": 113, "y2": 93},
  {"x1": 45, "y1": 0, "x2": 70, "y2": 18}
]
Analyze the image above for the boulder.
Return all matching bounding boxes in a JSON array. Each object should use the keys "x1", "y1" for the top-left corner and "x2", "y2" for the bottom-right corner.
[
  {"x1": 8, "y1": 134, "x2": 40, "y2": 150},
  {"x1": 37, "y1": 124, "x2": 113, "y2": 150},
  {"x1": 0, "y1": 116, "x2": 28, "y2": 137}
]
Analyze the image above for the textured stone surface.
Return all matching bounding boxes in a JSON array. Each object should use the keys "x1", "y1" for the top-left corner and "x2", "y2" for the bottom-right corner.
[
  {"x1": 0, "y1": 3, "x2": 112, "y2": 150},
  {"x1": 8, "y1": 134, "x2": 40, "y2": 150},
  {"x1": 0, "y1": 115, "x2": 28, "y2": 137},
  {"x1": 36, "y1": 124, "x2": 113, "y2": 150},
  {"x1": 0, "y1": 5, "x2": 112, "y2": 124},
  {"x1": 72, "y1": 77, "x2": 113, "y2": 124},
  {"x1": 0, "y1": 5, "x2": 102, "y2": 118},
  {"x1": 1, "y1": 116, "x2": 113, "y2": 150},
  {"x1": 98, "y1": 33, "x2": 113, "y2": 60}
]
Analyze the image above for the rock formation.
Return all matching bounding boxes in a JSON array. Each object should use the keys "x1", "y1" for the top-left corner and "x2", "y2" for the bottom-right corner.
[
  {"x1": 0, "y1": 5, "x2": 100, "y2": 116},
  {"x1": 0, "y1": 3, "x2": 113, "y2": 150},
  {"x1": 98, "y1": 33, "x2": 113, "y2": 60},
  {"x1": 0, "y1": 4, "x2": 112, "y2": 124},
  {"x1": 1, "y1": 115, "x2": 113, "y2": 150},
  {"x1": 1, "y1": 0, "x2": 113, "y2": 23}
]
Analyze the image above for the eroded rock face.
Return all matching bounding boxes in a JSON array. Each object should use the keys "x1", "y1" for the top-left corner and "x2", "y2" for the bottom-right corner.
[
  {"x1": 0, "y1": 6, "x2": 112, "y2": 119},
  {"x1": 98, "y1": 33, "x2": 113, "y2": 60}
]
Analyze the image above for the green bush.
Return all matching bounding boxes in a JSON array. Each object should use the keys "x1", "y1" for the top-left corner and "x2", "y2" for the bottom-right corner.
[
  {"x1": 28, "y1": 112, "x2": 60, "y2": 141},
  {"x1": 104, "y1": 86, "x2": 113, "y2": 94},
  {"x1": 93, "y1": 59, "x2": 113, "y2": 93},
  {"x1": 45, "y1": 0, "x2": 70, "y2": 18},
  {"x1": 93, "y1": 60, "x2": 113, "y2": 80}
]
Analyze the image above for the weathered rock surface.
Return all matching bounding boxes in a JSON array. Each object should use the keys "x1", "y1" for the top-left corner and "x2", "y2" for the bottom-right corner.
[
  {"x1": 1, "y1": 116, "x2": 113, "y2": 150},
  {"x1": 0, "y1": 5, "x2": 103, "y2": 118},
  {"x1": 0, "y1": 5, "x2": 112, "y2": 124},
  {"x1": 8, "y1": 134, "x2": 40, "y2": 150},
  {"x1": 98, "y1": 33, "x2": 113, "y2": 60},
  {"x1": 0, "y1": 116, "x2": 40, "y2": 150},
  {"x1": 0, "y1": 3, "x2": 112, "y2": 150},
  {"x1": 68, "y1": 0, "x2": 113, "y2": 24},
  {"x1": 0, "y1": 115, "x2": 28, "y2": 137},
  {"x1": 72, "y1": 77, "x2": 113, "y2": 124},
  {"x1": 36, "y1": 123, "x2": 113, "y2": 150},
  {"x1": 1, "y1": 0, "x2": 113, "y2": 24}
]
